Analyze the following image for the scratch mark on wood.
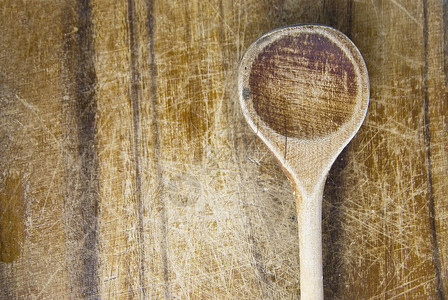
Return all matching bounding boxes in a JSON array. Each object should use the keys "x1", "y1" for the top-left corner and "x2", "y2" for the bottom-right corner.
[
  {"x1": 15, "y1": 95, "x2": 60, "y2": 147},
  {"x1": 35, "y1": 264, "x2": 65, "y2": 299},
  {"x1": 390, "y1": 0, "x2": 423, "y2": 29}
]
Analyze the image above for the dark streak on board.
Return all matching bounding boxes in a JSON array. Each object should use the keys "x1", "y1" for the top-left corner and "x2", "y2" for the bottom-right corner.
[
  {"x1": 62, "y1": 0, "x2": 100, "y2": 297},
  {"x1": 127, "y1": 0, "x2": 147, "y2": 298},
  {"x1": 444, "y1": 1, "x2": 448, "y2": 124},
  {"x1": 322, "y1": 152, "x2": 348, "y2": 298},
  {"x1": 422, "y1": 1, "x2": 444, "y2": 299},
  {"x1": 145, "y1": 1, "x2": 171, "y2": 298},
  {"x1": 322, "y1": 0, "x2": 353, "y2": 37},
  {"x1": 249, "y1": 33, "x2": 357, "y2": 139},
  {"x1": 441, "y1": 2, "x2": 448, "y2": 296}
]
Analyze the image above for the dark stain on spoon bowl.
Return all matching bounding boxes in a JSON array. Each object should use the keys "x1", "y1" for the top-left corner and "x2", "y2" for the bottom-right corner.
[{"x1": 248, "y1": 33, "x2": 358, "y2": 139}]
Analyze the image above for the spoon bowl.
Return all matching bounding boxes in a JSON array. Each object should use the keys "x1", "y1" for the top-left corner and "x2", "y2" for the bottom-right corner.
[{"x1": 238, "y1": 25, "x2": 369, "y2": 299}]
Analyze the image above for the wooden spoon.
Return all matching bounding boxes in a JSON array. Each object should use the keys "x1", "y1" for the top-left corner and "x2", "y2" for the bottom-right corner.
[{"x1": 238, "y1": 25, "x2": 369, "y2": 299}]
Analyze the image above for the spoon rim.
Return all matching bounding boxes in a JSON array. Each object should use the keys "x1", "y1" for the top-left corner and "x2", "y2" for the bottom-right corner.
[{"x1": 238, "y1": 24, "x2": 370, "y2": 196}]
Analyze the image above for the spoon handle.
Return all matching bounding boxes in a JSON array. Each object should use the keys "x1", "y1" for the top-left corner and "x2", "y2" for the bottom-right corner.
[{"x1": 294, "y1": 180, "x2": 325, "y2": 300}]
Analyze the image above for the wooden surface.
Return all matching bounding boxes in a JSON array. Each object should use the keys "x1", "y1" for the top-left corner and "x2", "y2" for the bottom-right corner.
[{"x1": 0, "y1": 0, "x2": 447, "y2": 299}]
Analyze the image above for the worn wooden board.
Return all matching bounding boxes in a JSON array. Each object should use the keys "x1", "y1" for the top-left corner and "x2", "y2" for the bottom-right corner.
[{"x1": 1, "y1": 0, "x2": 447, "y2": 298}]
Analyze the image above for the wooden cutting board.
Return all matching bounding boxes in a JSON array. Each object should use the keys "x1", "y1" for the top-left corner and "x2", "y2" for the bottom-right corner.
[{"x1": 1, "y1": 0, "x2": 447, "y2": 298}]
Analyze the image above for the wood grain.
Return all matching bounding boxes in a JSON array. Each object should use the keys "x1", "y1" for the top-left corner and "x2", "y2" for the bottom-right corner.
[{"x1": 1, "y1": 0, "x2": 447, "y2": 299}]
